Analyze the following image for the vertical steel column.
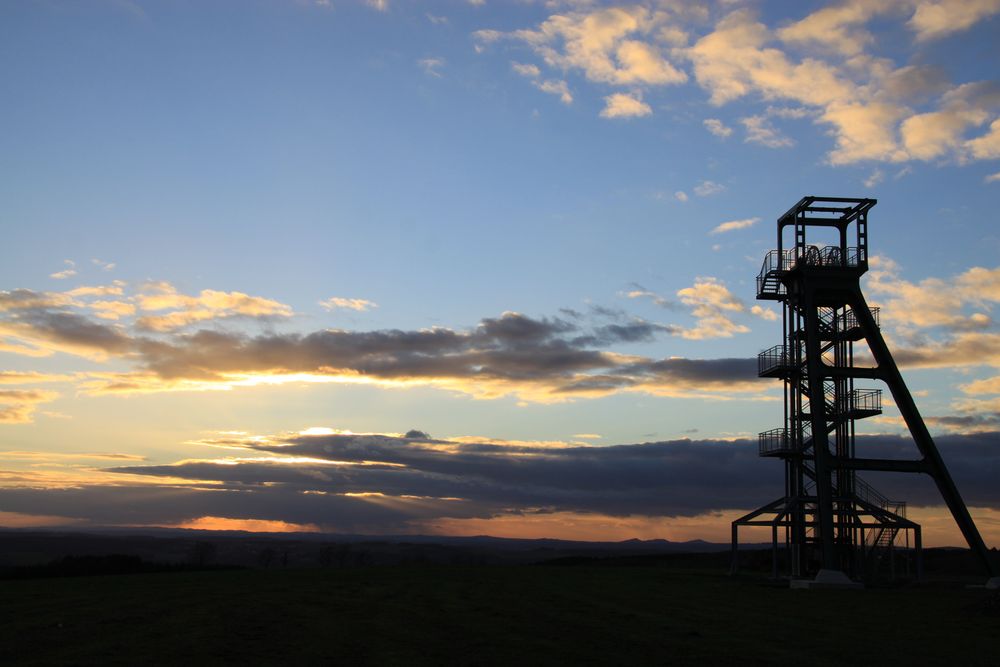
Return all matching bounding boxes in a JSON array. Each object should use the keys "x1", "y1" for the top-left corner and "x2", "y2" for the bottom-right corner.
[{"x1": 802, "y1": 287, "x2": 839, "y2": 571}]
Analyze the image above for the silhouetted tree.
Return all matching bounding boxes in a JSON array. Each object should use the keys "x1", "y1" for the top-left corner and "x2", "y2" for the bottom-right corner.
[
  {"x1": 333, "y1": 543, "x2": 352, "y2": 568},
  {"x1": 258, "y1": 547, "x2": 276, "y2": 569},
  {"x1": 189, "y1": 541, "x2": 217, "y2": 567},
  {"x1": 319, "y1": 545, "x2": 335, "y2": 568}
]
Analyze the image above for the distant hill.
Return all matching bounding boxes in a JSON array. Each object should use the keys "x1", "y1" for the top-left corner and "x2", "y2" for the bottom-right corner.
[{"x1": 0, "y1": 528, "x2": 762, "y2": 570}]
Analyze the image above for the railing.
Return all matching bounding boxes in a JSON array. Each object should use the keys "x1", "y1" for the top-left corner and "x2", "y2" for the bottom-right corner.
[
  {"x1": 756, "y1": 250, "x2": 795, "y2": 296},
  {"x1": 758, "y1": 249, "x2": 796, "y2": 276},
  {"x1": 757, "y1": 246, "x2": 863, "y2": 295},
  {"x1": 854, "y1": 476, "x2": 906, "y2": 518},
  {"x1": 836, "y1": 306, "x2": 880, "y2": 331},
  {"x1": 849, "y1": 389, "x2": 882, "y2": 413},
  {"x1": 823, "y1": 388, "x2": 883, "y2": 415},
  {"x1": 759, "y1": 428, "x2": 793, "y2": 456},
  {"x1": 757, "y1": 344, "x2": 798, "y2": 375}
]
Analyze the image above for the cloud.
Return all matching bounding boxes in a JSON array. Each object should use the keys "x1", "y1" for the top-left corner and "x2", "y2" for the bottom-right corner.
[
  {"x1": 0, "y1": 371, "x2": 74, "y2": 384},
  {"x1": 822, "y1": 101, "x2": 910, "y2": 165},
  {"x1": 693, "y1": 180, "x2": 725, "y2": 196},
  {"x1": 135, "y1": 282, "x2": 293, "y2": 331},
  {"x1": 479, "y1": 4, "x2": 1000, "y2": 167},
  {"x1": 0, "y1": 450, "x2": 146, "y2": 462},
  {"x1": 893, "y1": 332, "x2": 1000, "y2": 370},
  {"x1": 511, "y1": 60, "x2": 573, "y2": 104},
  {"x1": 511, "y1": 61, "x2": 540, "y2": 78},
  {"x1": 621, "y1": 284, "x2": 675, "y2": 308},
  {"x1": 867, "y1": 258, "x2": 1000, "y2": 332},
  {"x1": 967, "y1": 118, "x2": 1000, "y2": 159},
  {"x1": 173, "y1": 516, "x2": 320, "y2": 533},
  {"x1": 534, "y1": 79, "x2": 573, "y2": 105},
  {"x1": 778, "y1": 0, "x2": 1000, "y2": 53},
  {"x1": 985, "y1": 171, "x2": 1000, "y2": 183},
  {"x1": 49, "y1": 260, "x2": 76, "y2": 280},
  {"x1": 710, "y1": 217, "x2": 759, "y2": 235},
  {"x1": 103, "y1": 432, "x2": 780, "y2": 520},
  {"x1": 897, "y1": 82, "x2": 1000, "y2": 161},
  {"x1": 674, "y1": 191, "x2": 688, "y2": 202},
  {"x1": 3, "y1": 427, "x2": 998, "y2": 539},
  {"x1": 319, "y1": 297, "x2": 378, "y2": 312},
  {"x1": 682, "y1": 9, "x2": 914, "y2": 164},
  {"x1": 741, "y1": 115, "x2": 794, "y2": 148},
  {"x1": 0, "y1": 388, "x2": 59, "y2": 424},
  {"x1": 1, "y1": 281, "x2": 766, "y2": 403},
  {"x1": 365, "y1": 0, "x2": 388, "y2": 12},
  {"x1": 418, "y1": 57, "x2": 445, "y2": 78},
  {"x1": 750, "y1": 305, "x2": 778, "y2": 321},
  {"x1": 0, "y1": 289, "x2": 75, "y2": 311},
  {"x1": 686, "y1": 10, "x2": 852, "y2": 107},
  {"x1": 777, "y1": 0, "x2": 889, "y2": 56},
  {"x1": 91, "y1": 259, "x2": 116, "y2": 271},
  {"x1": 864, "y1": 169, "x2": 884, "y2": 187},
  {"x1": 703, "y1": 118, "x2": 732, "y2": 138},
  {"x1": 687, "y1": 8, "x2": 999, "y2": 165},
  {"x1": 908, "y1": 0, "x2": 1000, "y2": 42},
  {"x1": 67, "y1": 309, "x2": 763, "y2": 402},
  {"x1": 66, "y1": 283, "x2": 125, "y2": 297},
  {"x1": 88, "y1": 300, "x2": 136, "y2": 321},
  {"x1": 508, "y1": 6, "x2": 687, "y2": 87},
  {"x1": 0, "y1": 292, "x2": 132, "y2": 360},
  {"x1": 675, "y1": 277, "x2": 750, "y2": 339},
  {"x1": 599, "y1": 92, "x2": 651, "y2": 118}
]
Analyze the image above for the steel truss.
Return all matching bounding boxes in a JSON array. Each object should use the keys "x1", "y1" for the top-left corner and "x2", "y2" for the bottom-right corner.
[{"x1": 731, "y1": 196, "x2": 997, "y2": 583}]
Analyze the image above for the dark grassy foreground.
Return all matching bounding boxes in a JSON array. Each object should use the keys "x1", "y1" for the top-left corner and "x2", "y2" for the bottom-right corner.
[{"x1": 1, "y1": 565, "x2": 997, "y2": 666}]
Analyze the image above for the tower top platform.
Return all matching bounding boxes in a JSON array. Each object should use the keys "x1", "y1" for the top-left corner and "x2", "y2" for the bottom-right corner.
[
  {"x1": 757, "y1": 196, "x2": 876, "y2": 300},
  {"x1": 778, "y1": 196, "x2": 876, "y2": 230}
]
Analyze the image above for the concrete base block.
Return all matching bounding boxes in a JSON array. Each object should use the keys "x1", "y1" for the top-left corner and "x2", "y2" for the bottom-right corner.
[{"x1": 790, "y1": 569, "x2": 864, "y2": 590}]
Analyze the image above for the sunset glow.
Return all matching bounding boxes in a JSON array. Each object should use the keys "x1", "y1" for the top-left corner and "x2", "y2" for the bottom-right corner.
[{"x1": 2, "y1": 0, "x2": 1000, "y2": 549}]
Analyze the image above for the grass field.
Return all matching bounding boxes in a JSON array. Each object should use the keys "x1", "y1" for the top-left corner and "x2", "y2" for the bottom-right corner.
[{"x1": 1, "y1": 565, "x2": 997, "y2": 666}]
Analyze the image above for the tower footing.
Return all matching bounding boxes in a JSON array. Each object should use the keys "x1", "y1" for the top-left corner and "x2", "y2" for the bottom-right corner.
[{"x1": 790, "y1": 569, "x2": 863, "y2": 590}]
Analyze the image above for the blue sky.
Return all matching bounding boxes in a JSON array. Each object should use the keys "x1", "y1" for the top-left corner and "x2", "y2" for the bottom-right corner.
[{"x1": 2, "y1": 0, "x2": 1000, "y2": 542}]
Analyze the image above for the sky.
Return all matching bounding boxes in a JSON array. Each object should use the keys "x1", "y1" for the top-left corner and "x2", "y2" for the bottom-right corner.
[{"x1": 2, "y1": 0, "x2": 1000, "y2": 546}]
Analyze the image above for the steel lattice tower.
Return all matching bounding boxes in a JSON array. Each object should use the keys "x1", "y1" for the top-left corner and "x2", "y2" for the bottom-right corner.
[{"x1": 731, "y1": 196, "x2": 997, "y2": 585}]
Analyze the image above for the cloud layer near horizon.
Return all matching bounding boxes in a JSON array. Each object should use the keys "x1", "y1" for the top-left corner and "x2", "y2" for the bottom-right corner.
[{"x1": 2, "y1": 429, "x2": 999, "y2": 539}]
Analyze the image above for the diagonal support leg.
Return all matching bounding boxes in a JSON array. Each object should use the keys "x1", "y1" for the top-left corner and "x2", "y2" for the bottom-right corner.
[{"x1": 850, "y1": 291, "x2": 997, "y2": 577}]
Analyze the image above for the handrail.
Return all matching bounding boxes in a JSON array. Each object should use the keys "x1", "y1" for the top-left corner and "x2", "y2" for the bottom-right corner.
[
  {"x1": 758, "y1": 246, "x2": 861, "y2": 278},
  {"x1": 757, "y1": 250, "x2": 796, "y2": 286},
  {"x1": 824, "y1": 388, "x2": 882, "y2": 413},
  {"x1": 854, "y1": 476, "x2": 905, "y2": 517},
  {"x1": 757, "y1": 246, "x2": 863, "y2": 297},
  {"x1": 849, "y1": 389, "x2": 881, "y2": 413},
  {"x1": 839, "y1": 306, "x2": 880, "y2": 330},
  {"x1": 758, "y1": 428, "x2": 791, "y2": 456},
  {"x1": 757, "y1": 344, "x2": 798, "y2": 375}
]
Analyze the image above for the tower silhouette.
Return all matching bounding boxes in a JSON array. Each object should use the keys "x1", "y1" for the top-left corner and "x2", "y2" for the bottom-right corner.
[{"x1": 731, "y1": 196, "x2": 997, "y2": 585}]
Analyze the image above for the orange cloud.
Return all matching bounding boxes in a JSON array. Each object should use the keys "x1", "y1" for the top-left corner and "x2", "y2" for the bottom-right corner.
[{"x1": 171, "y1": 516, "x2": 321, "y2": 533}]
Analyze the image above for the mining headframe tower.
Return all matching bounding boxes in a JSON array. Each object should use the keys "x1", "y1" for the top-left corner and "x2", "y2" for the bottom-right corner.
[{"x1": 731, "y1": 196, "x2": 999, "y2": 588}]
